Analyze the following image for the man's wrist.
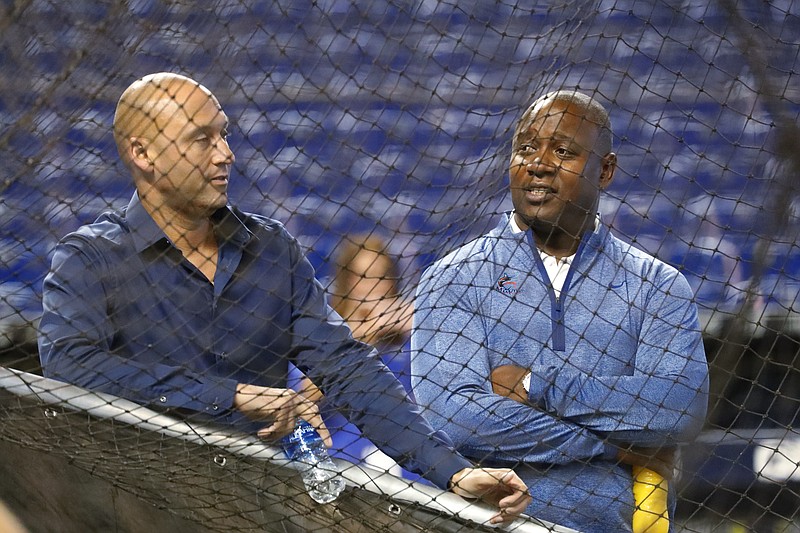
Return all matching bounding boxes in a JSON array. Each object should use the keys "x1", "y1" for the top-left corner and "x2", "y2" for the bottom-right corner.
[
  {"x1": 448, "y1": 467, "x2": 480, "y2": 499},
  {"x1": 448, "y1": 468, "x2": 466, "y2": 490}
]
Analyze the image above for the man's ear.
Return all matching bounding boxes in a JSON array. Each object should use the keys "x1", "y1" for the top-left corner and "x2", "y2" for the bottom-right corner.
[
  {"x1": 129, "y1": 137, "x2": 153, "y2": 173},
  {"x1": 599, "y1": 152, "x2": 617, "y2": 190}
]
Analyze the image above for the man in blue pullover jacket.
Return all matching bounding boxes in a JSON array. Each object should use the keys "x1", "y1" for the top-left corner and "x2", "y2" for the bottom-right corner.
[
  {"x1": 37, "y1": 72, "x2": 532, "y2": 523},
  {"x1": 411, "y1": 90, "x2": 709, "y2": 532}
]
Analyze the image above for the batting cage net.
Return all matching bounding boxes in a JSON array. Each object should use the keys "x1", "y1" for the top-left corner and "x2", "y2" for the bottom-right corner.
[{"x1": 1, "y1": 1, "x2": 799, "y2": 532}]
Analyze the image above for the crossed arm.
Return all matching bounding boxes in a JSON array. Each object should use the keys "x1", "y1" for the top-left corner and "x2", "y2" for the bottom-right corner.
[
  {"x1": 490, "y1": 366, "x2": 675, "y2": 479},
  {"x1": 412, "y1": 263, "x2": 709, "y2": 473}
]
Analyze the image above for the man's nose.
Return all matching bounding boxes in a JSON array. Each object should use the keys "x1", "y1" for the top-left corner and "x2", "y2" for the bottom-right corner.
[
  {"x1": 526, "y1": 155, "x2": 553, "y2": 175},
  {"x1": 214, "y1": 139, "x2": 235, "y2": 164}
]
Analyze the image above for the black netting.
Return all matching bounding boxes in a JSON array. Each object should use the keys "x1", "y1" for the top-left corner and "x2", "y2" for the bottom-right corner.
[{"x1": 1, "y1": 1, "x2": 799, "y2": 532}]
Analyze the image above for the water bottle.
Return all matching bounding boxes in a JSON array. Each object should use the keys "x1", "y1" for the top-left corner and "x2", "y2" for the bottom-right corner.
[{"x1": 282, "y1": 419, "x2": 345, "y2": 504}]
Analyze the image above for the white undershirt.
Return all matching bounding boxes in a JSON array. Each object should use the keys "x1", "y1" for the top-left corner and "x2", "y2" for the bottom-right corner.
[{"x1": 509, "y1": 212, "x2": 573, "y2": 299}]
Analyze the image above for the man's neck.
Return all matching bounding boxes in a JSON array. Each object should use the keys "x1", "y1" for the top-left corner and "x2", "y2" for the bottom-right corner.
[
  {"x1": 150, "y1": 203, "x2": 219, "y2": 283},
  {"x1": 512, "y1": 212, "x2": 595, "y2": 260},
  {"x1": 140, "y1": 195, "x2": 215, "y2": 254},
  {"x1": 531, "y1": 228, "x2": 580, "y2": 260}
]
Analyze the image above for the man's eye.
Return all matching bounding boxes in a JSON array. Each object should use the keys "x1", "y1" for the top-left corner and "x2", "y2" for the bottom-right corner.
[{"x1": 518, "y1": 144, "x2": 535, "y2": 154}]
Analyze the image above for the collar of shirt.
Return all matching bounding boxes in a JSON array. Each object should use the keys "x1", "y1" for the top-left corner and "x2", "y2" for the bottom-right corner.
[
  {"x1": 508, "y1": 211, "x2": 602, "y2": 298},
  {"x1": 508, "y1": 211, "x2": 590, "y2": 265},
  {"x1": 125, "y1": 192, "x2": 253, "y2": 253}
]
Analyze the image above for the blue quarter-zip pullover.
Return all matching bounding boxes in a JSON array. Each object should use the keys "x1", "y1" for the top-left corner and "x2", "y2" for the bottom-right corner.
[{"x1": 412, "y1": 213, "x2": 709, "y2": 532}]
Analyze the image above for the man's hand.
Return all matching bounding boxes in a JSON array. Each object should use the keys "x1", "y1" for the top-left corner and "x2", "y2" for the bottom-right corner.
[
  {"x1": 234, "y1": 384, "x2": 332, "y2": 447},
  {"x1": 449, "y1": 467, "x2": 532, "y2": 525},
  {"x1": 490, "y1": 365, "x2": 529, "y2": 403},
  {"x1": 616, "y1": 445, "x2": 676, "y2": 480}
]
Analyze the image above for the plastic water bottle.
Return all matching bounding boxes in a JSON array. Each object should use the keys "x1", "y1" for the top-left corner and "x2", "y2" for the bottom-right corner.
[{"x1": 282, "y1": 419, "x2": 345, "y2": 504}]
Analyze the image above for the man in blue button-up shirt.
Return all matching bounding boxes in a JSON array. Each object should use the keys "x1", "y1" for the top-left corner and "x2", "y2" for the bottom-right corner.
[{"x1": 38, "y1": 72, "x2": 531, "y2": 523}]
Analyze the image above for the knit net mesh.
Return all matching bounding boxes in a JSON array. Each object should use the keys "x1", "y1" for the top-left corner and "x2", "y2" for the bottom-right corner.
[{"x1": 1, "y1": 1, "x2": 799, "y2": 531}]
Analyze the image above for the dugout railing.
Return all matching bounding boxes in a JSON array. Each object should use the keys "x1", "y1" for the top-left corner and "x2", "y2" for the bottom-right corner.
[{"x1": 0, "y1": 366, "x2": 575, "y2": 533}]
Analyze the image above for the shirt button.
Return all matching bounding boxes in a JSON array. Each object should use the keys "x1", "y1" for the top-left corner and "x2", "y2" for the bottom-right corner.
[
  {"x1": 159, "y1": 396, "x2": 167, "y2": 403},
  {"x1": 212, "y1": 404, "x2": 219, "y2": 411}
]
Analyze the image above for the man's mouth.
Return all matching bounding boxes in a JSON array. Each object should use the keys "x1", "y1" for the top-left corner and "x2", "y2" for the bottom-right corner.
[{"x1": 524, "y1": 187, "x2": 553, "y2": 202}]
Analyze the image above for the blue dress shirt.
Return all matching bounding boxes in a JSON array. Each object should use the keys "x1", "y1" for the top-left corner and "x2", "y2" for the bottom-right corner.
[{"x1": 39, "y1": 193, "x2": 470, "y2": 489}]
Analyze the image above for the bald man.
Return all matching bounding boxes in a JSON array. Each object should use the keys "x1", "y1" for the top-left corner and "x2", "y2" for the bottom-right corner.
[
  {"x1": 38, "y1": 73, "x2": 531, "y2": 522},
  {"x1": 411, "y1": 90, "x2": 709, "y2": 532}
]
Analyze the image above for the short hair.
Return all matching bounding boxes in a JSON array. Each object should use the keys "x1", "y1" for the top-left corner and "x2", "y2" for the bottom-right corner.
[{"x1": 513, "y1": 90, "x2": 613, "y2": 157}]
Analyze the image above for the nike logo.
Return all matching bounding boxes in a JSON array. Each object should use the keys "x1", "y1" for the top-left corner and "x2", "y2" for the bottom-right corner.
[{"x1": 609, "y1": 280, "x2": 625, "y2": 289}]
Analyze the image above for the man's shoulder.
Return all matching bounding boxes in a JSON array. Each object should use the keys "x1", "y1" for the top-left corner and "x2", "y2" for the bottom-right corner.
[
  {"x1": 226, "y1": 206, "x2": 277, "y2": 229},
  {"x1": 229, "y1": 208, "x2": 293, "y2": 241},
  {"x1": 605, "y1": 232, "x2": 656, "y2": 263},
  {"x1": 603, "y1": 230, "x2": 683, "y2": 282},
  {"x1": 62, "y1": 209, "x2": 129, "y2": 248},
  {"x1": 47, "y1": 210, "x2": 134, "y2": 277},
  {"x1": 427, "y1": 226, "x2": 511, "y2": 276}
]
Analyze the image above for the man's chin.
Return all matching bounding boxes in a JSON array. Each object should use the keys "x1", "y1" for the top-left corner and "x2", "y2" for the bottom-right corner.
[
  {"x1": 193, "y1": 197, "x2": 228, "y2": 217},
  {"x1": 208, "y1": 193, "x2": 229, "y2": 209},
  {"x1": 513, "y1": 211, "x2": 543, "y2": 230}
]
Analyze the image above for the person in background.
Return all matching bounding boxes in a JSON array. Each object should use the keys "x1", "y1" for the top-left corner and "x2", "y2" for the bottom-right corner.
[
  {"x1": 328, "y1": 235, "x2": 413, "y2": 358},
  {"x1": 294, "y1": 234, "x2": 417, "y2": 480},
  {"x1": 411, "y1": 90, "x2": 709, "y2": 532},
  {"x1": 37, "y1": 72, "x2": 531, "y2": 523}
]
